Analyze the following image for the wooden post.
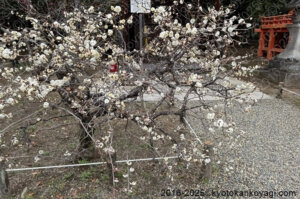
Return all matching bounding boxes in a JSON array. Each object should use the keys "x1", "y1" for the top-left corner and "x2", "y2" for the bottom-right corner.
[
  {"x1": 276, "y1": 82, "x2": 284, "y2": 98},
  {"x1": 201, "y1": 141, "x2": 214, "y2": 181},
  {"x1": 267, "y1": 29, "x2": 275, "y2": 60},
  {"x1": 259, "y1": 31, "x2": 265, "y2": 57},
  {"x1": 0, "y1": 162, "x2": 9, "y2": 198},
  {"x1": 121, "y1": 0, "x2": 130, "y2": 48}
]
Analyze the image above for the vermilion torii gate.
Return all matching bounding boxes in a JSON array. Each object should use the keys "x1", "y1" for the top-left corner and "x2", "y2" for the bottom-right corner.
[{"x1": 255, "y1": 10, "x2": 294, "y2": 60}]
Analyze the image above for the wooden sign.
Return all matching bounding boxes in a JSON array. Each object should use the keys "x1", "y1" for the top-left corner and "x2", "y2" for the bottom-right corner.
[{"x1": 130, "y1": 0, "x2": 151, "y2": 13}]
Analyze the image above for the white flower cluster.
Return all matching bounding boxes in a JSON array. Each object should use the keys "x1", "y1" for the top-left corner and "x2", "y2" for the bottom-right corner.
[
  {"x1": 111, "y1": 6, "x2": 122, "y2": 13},
  {"x1": 50, "y1": 77, "x2": 70, "y2": 87},
  {"x1": 1, "y1": 48, "x2": 15, "y2": 60},
  {"x1": 0, "y1": 4, "x2": 256, "y2": 181}
]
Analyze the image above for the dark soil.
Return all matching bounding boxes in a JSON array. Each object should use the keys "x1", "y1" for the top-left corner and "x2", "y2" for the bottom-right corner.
[{"x1": 0, "y1": 100, "x2": 211, "y2": 199}]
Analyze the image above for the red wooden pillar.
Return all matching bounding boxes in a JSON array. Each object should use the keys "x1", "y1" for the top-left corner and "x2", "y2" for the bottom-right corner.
[
  {"x1": 257, "y1": 30, "x2": 265, "y2": 57},
  {"x1": 267, "y1": 29, "x2": 275, "y2": 60}
]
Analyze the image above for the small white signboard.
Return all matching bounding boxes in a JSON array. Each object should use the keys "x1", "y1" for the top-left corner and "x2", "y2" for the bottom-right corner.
[{"x1": 130, "y1": 0, "x2": 151, "y2": 13}]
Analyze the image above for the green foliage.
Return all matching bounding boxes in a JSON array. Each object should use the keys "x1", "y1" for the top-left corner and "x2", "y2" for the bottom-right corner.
[
  {"x1": 63, "y1": 172, "x2": 74, "y2": 180},
  {"x1": 0, "y1": 0, "x2": 118, "y2": 29},
  {"x1": 78, "y1": 159, "x2": 89, "y2": 164},
  {"x1": 221, "y1": 0, "x2": 291, "y2": 19},
  {"x1": 219, "y1": 0, "x2": 291, "y2": 39},
  {"x1": 115, "y1": 169, "x2": 125, "y2": 180},
  {"x1": 80, "y1": 170, "x2": 94, "y2": 181},
  {"x1": 246, "y1": 0, "x2": 289, "y2": 20},
  {"x1": 100, "y1": 173, "x2": 110, "y2": 181}
]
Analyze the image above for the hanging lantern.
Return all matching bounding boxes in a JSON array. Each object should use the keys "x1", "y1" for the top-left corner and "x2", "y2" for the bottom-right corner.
[{"x1": 110, "y1": 63, "x2": 118, "y2": 73}]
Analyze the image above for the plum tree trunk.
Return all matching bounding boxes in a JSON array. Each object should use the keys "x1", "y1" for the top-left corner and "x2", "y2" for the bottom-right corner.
[{"x1": 77, "y1": 117, "x2": 96, "y2": 160}]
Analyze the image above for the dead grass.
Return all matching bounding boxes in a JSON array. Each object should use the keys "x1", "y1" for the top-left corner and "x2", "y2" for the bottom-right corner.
[{"x1": 1, "y1": 100, "x2": 215, "y2": 198}]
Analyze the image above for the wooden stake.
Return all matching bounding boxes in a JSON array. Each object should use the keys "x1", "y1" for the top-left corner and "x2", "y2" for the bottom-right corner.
[
  {"x1": 0, "y1": 162, "x2": 9, "y2": 198},
  {"x1": 276, "y1": 82, "x2": 284, "y2": 99},
  {"x1": 201, "y1": 141, "x2": 214, "y2": 181}
]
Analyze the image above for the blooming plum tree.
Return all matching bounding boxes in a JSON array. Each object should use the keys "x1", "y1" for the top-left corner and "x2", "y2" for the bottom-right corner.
[{"x1": 0, "y1": 1, "x2": 257, "y2": 186}]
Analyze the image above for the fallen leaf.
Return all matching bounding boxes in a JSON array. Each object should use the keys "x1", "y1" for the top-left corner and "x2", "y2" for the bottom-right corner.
[
  {"x1": 36, "y1": 181, "x2": 43, "y2": 186},
  {"x1": 30, "y1": 141, "x2": 37, "y2": 147},
  {"x1": 56, "y1": 195, "x2": 63, "y2": 199},
  {"x1": 72, "y1": 189, "x2": 78, "y2": 197},
  {"x1": 32, "y1": 171, "x2": 40, "y2": 177}
]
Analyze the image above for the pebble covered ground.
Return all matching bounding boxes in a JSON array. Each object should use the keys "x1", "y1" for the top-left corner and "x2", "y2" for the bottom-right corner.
[{"x1": 187, "y1": 99, "x2": 300, "y2": 196}]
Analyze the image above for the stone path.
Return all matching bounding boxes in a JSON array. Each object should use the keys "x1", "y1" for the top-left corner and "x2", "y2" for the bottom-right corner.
[
  {"x1": 186, "y1": 99, "x2": 300, "y2": 197},
  {"x1": 123, "y1": 77, "x2": 273, "y2": 102},
  {"x1": 137, "y1": 77, "x2": 299, "y2": 196}
]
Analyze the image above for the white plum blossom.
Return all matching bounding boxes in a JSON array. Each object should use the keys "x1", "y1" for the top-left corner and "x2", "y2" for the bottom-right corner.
[
  {"x1": 204, "y1": 158, "x2": 211, "y2": 164},
  {"x1": 50, "y1": 79, "x2": 68, "y2": 87},
  {"x1": 53, "y1": 21, "x2": 59, "y2": 27},
  {"x1": 191, "y1": 27, "x2": 198, "y2": 35},
  {"x1": 159, "y1": 31, "x2": 169, "y2": 39},
  {"x1": 130, "y1": 181, "x2": 137, "y2": 186},
  {"x1": 95, "y1": 140, "x2": 104, "y2": 148},
  {"x1": 39, "y1": 85, "x2": 53, "y2": 98},
  {"x1": 6, "y1": 98, "x2": 14, "y2": 105},
  {"x1": 207, "y1": 27, "x2": 213, "y2": 32},
  {"x1": 64, "y1": 150, "x2": 71, "y2": 156},
  {"x1": 11, "y1": 137, "x2": 19, "y2": 145},
  {"x1": 228, "y1": 27, "x2": 234, "y2": 33},
  {"x1": 157, "y1": 6, "x2": 165, "y2": 13},
  {"x1": 226, "y1": 128, "x2": 234, "y2": 133},
  {"x1": 180, "y1": 134, "x2": 185, "y2": 141},
  {"x1": 172, "y1": 40, "x2": 179, "y2": 46},
  {"x1": 91, "y1": 49, "x2": 100, "y2": 59},
  {"x1": 195, "y1": 82, "x2": 202, "y2": 88},
  {"x1": 129, "y1": 167, "x2": 135, "y2": 172},
  {"x1": 114, "y1": 178, "x2": 119, "y2": 183},
  {"x1": 64, "y1": 25, "x2": 70, "y2": 33},
  {"x1": 113, "y1": 6, "x2": 121, "y2": 13},
  {"x1": 108, "y1": 29, "x2": 114, "y2": 36},
  {"x1": 88, "y1": 6, "x2": 95, "y2": 13},
  {"x1": 232, "y1": 61, "x2": 237, "y2": 67},
  {"x1": 2, "y1": 49, "x2": 14, "y2": 59},
  {"x1": 127, "y1": 161, "x2": 132, "y2": 166},
  {"x1": 106, "y1": 14, "x2": 112, "y2": 19},
  {"x1": 208, "y1": 127, "x2": 215, "y2": 133},
  {"x1": 34, "y1": 156, "x2": 41, "y2": 162},
  {"x1": 238, "y1": 19, "x2": 245, "y2": 24},
  {"x1": 127, "y1": 16, "x2": 133, "y2": 24},
  {"x1": 215, "y1": 119, "x2": 224, "y2": 128},
  {"x1": 43, "y1": 102, "x2": 50, "y2": 109},
  {"x1": 207, "y1": 113, "x2": 215, "y2": 120}
]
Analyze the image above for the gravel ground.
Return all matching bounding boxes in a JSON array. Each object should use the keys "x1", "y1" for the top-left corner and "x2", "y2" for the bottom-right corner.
[{"x1": 186, "y1": 99, "x2": 300, "y2": 196}]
